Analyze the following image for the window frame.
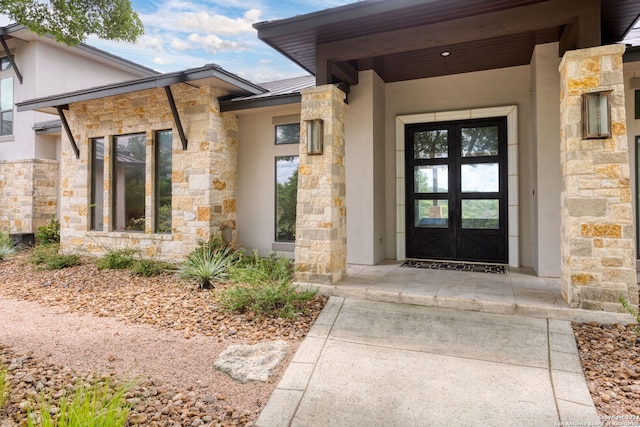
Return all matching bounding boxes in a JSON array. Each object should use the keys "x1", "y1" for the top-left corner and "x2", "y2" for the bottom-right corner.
[
  {"x1": 90, "y1": 137, "x2": 105, "y2": 231},
  {"x1": 112, "y1": 132, "x2": 147, "y2": 232},
  {"x1": 0, "y1": 76, "x2": 13, "y2": 136},
  {"x1": 154, "y1": 129, "x2": 173, "y2": 234},
  {"x1": 274, "y1": 122, "x2": 300, "y2": 145},
  {"x1": 274, "y1": 155, "x2": 299, "y2": 242}
]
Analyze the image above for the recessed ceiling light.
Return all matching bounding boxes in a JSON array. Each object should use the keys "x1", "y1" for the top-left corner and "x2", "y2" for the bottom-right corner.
[{"x1": 441, "y1": 51, "x2": 451, "y2": 57}]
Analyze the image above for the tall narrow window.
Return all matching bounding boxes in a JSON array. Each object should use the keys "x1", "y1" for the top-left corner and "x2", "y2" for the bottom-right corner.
[
  {"x1": 155, "y1": 130, "x2": 172, "y2": 233},
  {"x1": 0, "y1": 76, "x2": 13, "y2": 135},
  {"x1": 90, "y1": 138, "x2": 104, "y2": 231},
  {"x1": 275, "y1": 156, "x2": 298, "y2": 242},
  {"x1": 636, "y1": 136, "x2": 640, "y2": 255},
  {"x1": 113, "y1": 133, "x2": 146, "y2": 231}
]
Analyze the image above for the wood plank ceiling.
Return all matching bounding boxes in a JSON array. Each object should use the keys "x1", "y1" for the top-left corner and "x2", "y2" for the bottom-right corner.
[{"x1": 255, "y1": 0, "x2": 640, "y2": 84}]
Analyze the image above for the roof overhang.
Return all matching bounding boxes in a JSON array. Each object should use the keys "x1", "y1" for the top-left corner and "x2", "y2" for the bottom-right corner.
[
  {"x1": 0, "y1": 24, "x2": 158, "y2": 77},
  {"x1": 17, "y1": 63, "x2": 267, "y2": 114},
  {"x1": 255, "y1": 0, "x2": 640, "y2": 84}
]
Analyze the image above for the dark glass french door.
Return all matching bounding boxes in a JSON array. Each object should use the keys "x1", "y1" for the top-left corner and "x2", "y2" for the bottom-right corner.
[{"x1": 405, "y1": 117, "x2": 508, "y2": 263}]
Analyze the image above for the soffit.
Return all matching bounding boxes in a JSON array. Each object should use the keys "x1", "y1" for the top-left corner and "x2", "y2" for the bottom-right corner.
[{"x1": 255, "y1": 0, "x2": 640, "y2": 83}]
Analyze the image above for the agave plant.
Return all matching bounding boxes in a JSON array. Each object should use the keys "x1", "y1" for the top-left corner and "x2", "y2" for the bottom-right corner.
[
  {"x1": 0, "y1": 231, "x2": 16, "y2": 261},
  {"x1": 179, "y1": 242, "x2": 238, "y2": 289}
]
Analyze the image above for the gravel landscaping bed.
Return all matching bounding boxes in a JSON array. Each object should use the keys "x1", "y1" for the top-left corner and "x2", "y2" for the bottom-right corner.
[
  {"x1": 573, "y1": 322, "x2": 640, "y2": 419},
  {"x1": 0, "y1": 252, "x2": 327, "y2": 426},
  {"x1": 1, "y1": 250, "x2": 640, "y2": 424}
]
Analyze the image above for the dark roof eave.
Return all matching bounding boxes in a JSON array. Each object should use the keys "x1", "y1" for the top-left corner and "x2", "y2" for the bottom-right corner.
[
  {"x1": 623, "y1": 45, "x2": 640, "y2": 63},
  {"x1": 220, "y1": 93, "x2": 302, "y2": 112},
  {"x1": 253, "y1": 0, "x2": 432, "y2": 37},
  {"x1": 17, "y1": 64, "x2": 267, "y2": 112}
]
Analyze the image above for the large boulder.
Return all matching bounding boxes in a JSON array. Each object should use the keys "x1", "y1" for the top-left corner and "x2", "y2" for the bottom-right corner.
[{"x1": 213, "y1": 340, "x2": 289, "y2": 383}]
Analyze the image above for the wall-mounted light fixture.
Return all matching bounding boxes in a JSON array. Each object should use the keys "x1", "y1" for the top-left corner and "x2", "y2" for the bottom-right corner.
[
  {"x1": 582, "y1": 90, "x2": 612, "y2": 139},
  {"x1": 306, "y1": 119, "x2": 323, "y2": 155}
]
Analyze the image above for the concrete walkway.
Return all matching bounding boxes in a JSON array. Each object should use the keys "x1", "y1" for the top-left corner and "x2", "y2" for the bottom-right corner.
[{"x1": 257, "y1": 297, "x2": 601, "y2": 427}]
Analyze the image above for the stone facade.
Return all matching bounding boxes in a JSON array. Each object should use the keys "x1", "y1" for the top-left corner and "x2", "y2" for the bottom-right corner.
[
  {"x1": 0, "y1": 159, "x2": 58, "y2": 234},
  {"x1": 294, "y1": 85, "x2": 347, "y2": 284},
  {"x1": 559, "y1": 44, "x2": 638, "y2": 311},
  {"x1": 60, "y1": 84, "x2": 238, "y2": 260}
]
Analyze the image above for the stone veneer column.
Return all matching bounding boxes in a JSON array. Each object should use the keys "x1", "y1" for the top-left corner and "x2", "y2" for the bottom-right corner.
[
  {"x1": 559, "y1": 44, "x2": 638, "y2": 311},
  {"x1": 0, "y1": 159, "x2": 58, "y2": 233},
  {"x1": 294, "y1": 85, "x2": 347, "y2": 284}
]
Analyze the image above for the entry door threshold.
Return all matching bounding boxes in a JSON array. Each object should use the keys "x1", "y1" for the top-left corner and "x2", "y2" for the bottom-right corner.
[{"x1": 401, "y1": 259, "x2": 508, "y2": 274}]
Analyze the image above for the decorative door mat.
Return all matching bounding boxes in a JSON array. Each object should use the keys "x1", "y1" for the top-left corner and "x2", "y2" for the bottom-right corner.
[{"x1": 401, "y1": 259, "x2": 508, "y2": 274}]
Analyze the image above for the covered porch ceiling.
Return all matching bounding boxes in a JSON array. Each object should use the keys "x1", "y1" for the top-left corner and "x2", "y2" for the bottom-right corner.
[{"x1": 254, "y1": 0, "x2": 640, "y2": 85}]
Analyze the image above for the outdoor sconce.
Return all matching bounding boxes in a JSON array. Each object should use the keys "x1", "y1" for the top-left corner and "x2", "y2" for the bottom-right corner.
[
  {"x1": 582, "y1": 91, "x2": 612, "y2": 139},
  {"x1": 306, "y1": 119, "x2": 323, "y2": 155}
]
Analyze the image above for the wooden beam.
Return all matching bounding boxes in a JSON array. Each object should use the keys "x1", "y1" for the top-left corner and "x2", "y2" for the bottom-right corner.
[
  {"x1": 316, "y1": 0, "x2": 599, "y2": 63},
  {"x1": 332, "y1": 61, "x2": 358, "y2": 86},
  {"x1": 164, "y1": 86, "x2": 188, "y2": 150},
  {"x1": 576, "y1": 4, "x2": 601, "y2": 48},
  {"x1": 0, "y1": 36, "x2": 22, "y2": 84},
  {"x1": 315, "y1": 55, "x2": 332, "y2": 85},
  {"x1": 56, "y1": 105, "x2": 79, "y2": 159}
]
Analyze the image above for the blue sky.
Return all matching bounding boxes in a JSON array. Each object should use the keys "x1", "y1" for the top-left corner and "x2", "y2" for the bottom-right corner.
[{"x1": 85, "y1": 0, "x2": 359, "y2": 83}]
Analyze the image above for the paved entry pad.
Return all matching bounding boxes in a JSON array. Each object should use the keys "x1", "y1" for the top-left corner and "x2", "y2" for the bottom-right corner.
[{"x1": 257, "y1": 297, "x2": 599, "y2": 427}]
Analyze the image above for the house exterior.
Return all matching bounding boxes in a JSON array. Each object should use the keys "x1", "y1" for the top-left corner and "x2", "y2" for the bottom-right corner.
[
  {"x1": 15, "y1": 0, "x2": 640, "y2": 313},
  {"x1": 0, "y1": 24, "x2": 157, "y2": 238}
]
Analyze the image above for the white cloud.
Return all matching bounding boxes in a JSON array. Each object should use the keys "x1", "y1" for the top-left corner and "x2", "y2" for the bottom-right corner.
[
  {"x1": 170, "y1": 38, "x2": 191, "y2": 51},
  {"x1": 153, "y1": 57, "x2": 174, "y2": 65},
  {"x1": 140, "y1": 4, "x2": 262, "y2": 36},
  {"x1": 258, "y1": 58, "x2": 273, "y2": 64},
  {"x1": 136, "y1": 35, "x2": 165, "y2": 52},
  {"x1": 187, "y1": 33, "x2": 246, "y2": 54}
]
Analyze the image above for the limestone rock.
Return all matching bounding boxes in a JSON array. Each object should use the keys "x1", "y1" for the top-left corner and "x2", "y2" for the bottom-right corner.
[{"x1": 213, "y1": 340, "x2": 289, "y2": 383}]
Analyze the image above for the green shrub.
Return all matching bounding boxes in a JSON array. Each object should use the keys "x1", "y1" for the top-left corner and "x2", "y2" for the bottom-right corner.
[
  {"x1": 216, "y1": 281, "x2": 317, "y2": 318},
  {"x1": 96, "y1": 248, "x2": 137, "y2": 270},
  {"x1": 179, "y1": 242, "x2": 238, "y2": 289},
  {"x1": 230, "y1": 250, "x2": 293, "y2": 285},
  {"x1": 0, "y1": 230, "x2": 16, "y2": 261},
  {"x1": 45, "y1": 253, "x2": 82, "y2": 270},
  {"x1": 27, "y1": 379, "x2": 132, "y2": 427},
  {"x1": 29, "y1": 244, "x2": 81, "y2": 270},
  {"x1": 0, "y1": 365, "x2": 8, "y2": 410},
  {"x1": 131, "y1": 258, "x2": 172, "y2": 277},
  {"x1": 36, "y1": 218, "x2": 60, "y2": 245}
]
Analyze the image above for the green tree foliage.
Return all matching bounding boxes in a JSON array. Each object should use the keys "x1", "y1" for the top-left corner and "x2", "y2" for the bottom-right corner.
[{"x1": 1, "y1": 0, "x2": 144, "y2": 45}]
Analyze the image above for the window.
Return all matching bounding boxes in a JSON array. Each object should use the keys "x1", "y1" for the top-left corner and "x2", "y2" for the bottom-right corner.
[
  {"x1": 637, "y1": 136, "x2": 640, "y2": 255},
  {"x1": 113, "y1": 133, "x2": 146, "y2": 231},
  {"x1": 0, "y1": 57, "x2": 12, "y2": 71},
  {"x1": 635, "y1": 90, "x2": 640, "y2": 120},
  {"x1": 275, "y1": 156, "x2": 298, "y2": 241},
  {"x1": 155, "y1": 130, "x2": 172, "y2": 233},
  {"x1": 275, "y1": 123, "x2": 300, "y2": 144},
  {"x1": 0, "y1": 76, "x2": 13, "y2": 135},
  {"x1": 90, "y1": 138, "x2": 105, "y2": 231}
]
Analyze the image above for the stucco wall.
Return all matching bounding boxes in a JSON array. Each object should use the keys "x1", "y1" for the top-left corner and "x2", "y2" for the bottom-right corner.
[
  {"x1": 531, "y1": 43, "x2": 562, "y2": 277},
  {"x1": 236, "y1": 105, "x2": 300, "y2": 257},
  {"x1": 384, "y1": 65, "x2": 533, "y2": 267},
  {"x1": 0, "y1": 40, "x2": 151, "y2": 162},
  {"x1": 624, "y1": 60, "x2": 640, "y2": 267},
  {"x1": 344, "y1": 70, "x2": 387, "y2": 264}
]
